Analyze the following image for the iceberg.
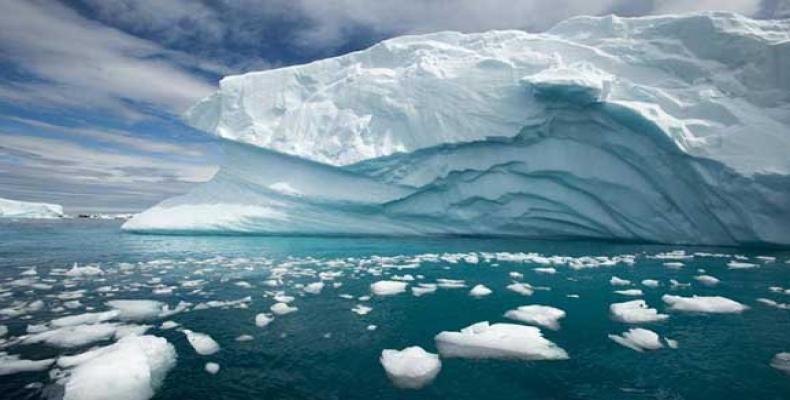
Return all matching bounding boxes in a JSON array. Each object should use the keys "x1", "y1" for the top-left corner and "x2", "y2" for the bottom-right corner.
[
  {"x1": 0, "y1": 197, "x2": 63, "y2": 219},
  {"x1": 379, "y1": 346, "x2": 441, "y2": 389},
  {"x1": 124, "y1": 12, "x2": 790, "y2": 246}
]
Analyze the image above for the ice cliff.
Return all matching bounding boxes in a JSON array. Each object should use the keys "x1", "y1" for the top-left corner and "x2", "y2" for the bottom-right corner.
[
  {"x1": 0, "y1": 197, "x2": 63, "y2": 219},
  {"x1": 124, "y1": 12, "x2": 790, "y2": 246}
]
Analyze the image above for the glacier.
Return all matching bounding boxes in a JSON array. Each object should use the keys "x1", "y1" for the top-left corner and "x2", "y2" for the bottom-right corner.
[
  {"x1": 0, "y1": 197, "x2": 63, "y2": 219},
  {"x1": 124, "y1": 12, "x2": 790, "y2": 246}
]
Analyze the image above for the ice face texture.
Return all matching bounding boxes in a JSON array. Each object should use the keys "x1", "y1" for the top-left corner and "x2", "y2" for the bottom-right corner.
[
  {"x1": 0, "y1": 197, "x2": 63, "y2": 219},
  {"x1": 124, "y1": 12, "x2": 790, "y2": 246}
]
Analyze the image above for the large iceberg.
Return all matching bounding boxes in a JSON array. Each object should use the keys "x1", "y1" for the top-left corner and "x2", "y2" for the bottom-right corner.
[
  {"x1": 124, "y1": 12, "x2": 790, "y2": 246},
  {"x1": 0, "y1": 197, "x2": 63, "y2": 219}
]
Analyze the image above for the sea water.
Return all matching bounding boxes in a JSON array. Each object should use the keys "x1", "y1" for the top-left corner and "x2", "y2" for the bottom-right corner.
[{"x1": 1, "y1": 219, "x2": 789, "y2": 399}]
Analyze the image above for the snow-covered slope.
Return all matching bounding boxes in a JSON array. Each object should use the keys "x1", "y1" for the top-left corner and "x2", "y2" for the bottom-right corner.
[
  {"x1": 0, "y1": 197, "x2": 63, "y2": 219},
  {"x1": 124, "y1": 12, "x2": 790, "y2": 246}
]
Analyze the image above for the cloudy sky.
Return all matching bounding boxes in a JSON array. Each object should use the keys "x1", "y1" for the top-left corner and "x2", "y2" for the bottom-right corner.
[{"x1": 0, "y1": 0, "x2": 786, "y2": 213}]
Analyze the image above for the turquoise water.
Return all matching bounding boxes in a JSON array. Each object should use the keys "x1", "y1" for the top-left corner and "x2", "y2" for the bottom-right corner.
[{"x1": 1, "y1": 219, "x2": 789, "y2": 399}]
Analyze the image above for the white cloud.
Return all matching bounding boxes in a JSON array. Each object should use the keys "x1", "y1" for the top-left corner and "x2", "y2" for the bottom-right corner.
[{"x1": 0, "y1": 0, "x2": 216, "y2": 118}]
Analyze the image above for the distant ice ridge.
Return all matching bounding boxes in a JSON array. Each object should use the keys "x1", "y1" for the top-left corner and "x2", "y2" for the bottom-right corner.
[
  {"x1": 0, "y1": 197, "x2": 63, "y2": 219},
  {"x1": 125, "y1": 12, "x2": 790, "y2": 246}
]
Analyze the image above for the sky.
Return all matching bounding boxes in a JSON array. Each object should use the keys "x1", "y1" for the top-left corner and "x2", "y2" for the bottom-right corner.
[{"x1": 0, "y1": 0, "x2": 787, "y2": 213}]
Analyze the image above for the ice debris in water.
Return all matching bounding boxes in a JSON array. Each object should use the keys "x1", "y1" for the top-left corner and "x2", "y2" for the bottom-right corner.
[
  {"x1": 469, "y1": 284, "x2": 492, "y2": 297},
  {"x1": 412, "y1": 283, "x2": 437, "y2": 296},
  {"x1": 610, "y1": 276, "x2": 631, "y2": 286},
  {"x1": 694, "y1": 275, "x2": 720, "y2": 286},
  {"x1": 610, "y1": 300, "x2": 669, "y2": 323},
  {"x1": 205, "y1": 362, "x2": 220, "y2": 375},
  {"x1": 351, "y1": 304, "x2": 373, "y2": 315},
  {"x1": 303, "y1": 281, "x2": 324, "y2": 294},
  {"x1": 662, "y1": 295, "x2": 748, "y2": 313},
  {"x1": 504, "y1": 305, "x2": 566, "y2": 330},
  {"x1": 270, "y1": 302, "x2": 298, "y2": 315},
  {"x1": 0, "y1": 354, "x2": 54, "y2": 376},
  {"x1": 641, "y1": 279, "x2": 660, "y2": 288},
  {"x1": 506, "y1": 282, "x2": 534, "y2": 296},
  {"x1": 608, "y1": 328, "x2": 664, "y2": 352},
  {"x1": 435, "y1": 321, "x2": 568, "y2": 360},
  {"x1": 771, "y1": 353, "x2": 790, "y2": 376},
  {"x1": 370, "y1": 280, "x2": 408, "y2": 296},
  {"x1": 380, "y1": 346, "x2": 441, "y2": 389},
  {"x1": 255, "y1": 313, "x2": 274, "y2": 327},
  {"x1": 57, "y1": 335, "x2": 176, "y2": 400},
  {"x1": 106, "y1": 300, "x2": 165, "y2": 321},
  {"x1": 182, "y1": 330, "x2": 220, "y2": 355},
  {"x1": 614, "y1": 289, "x2": 643, "y2": 296}
]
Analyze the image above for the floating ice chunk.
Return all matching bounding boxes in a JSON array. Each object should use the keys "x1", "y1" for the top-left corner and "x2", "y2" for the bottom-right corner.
[
  {"x1": 610, "y1": 276, "x2": 631, "y2": 286},
  {"x1": 663, "y1": 262, "x2": 684, "y2": 269},
  {"x1": 436, "y1": 279, "x2": 466, "y2": 289},
  {"x1": 412, "y1": 283, "x2": 437, "y2": 296},
  {"x1": 694, "y1": 275, "x2": 720, "y2": 286},
  {"x1": 51, "y1": 311, "x2": 120, "y2": 328},
  {"x1": 159, "y1": 321, "x2": 179, "y2": 330},
  {"x1": 0, "y1": 325, "x2": 7, "y2": 337},
  {"x1": 303, "y1": 281, "x2": 325, "y2": 294},
  {"x1": 608, "y1": 328, "x2": 663, "y2": 352},
  {"x1": 665, "y1": 338, "x2": 679, "y2": 349},
  {"x1": 21, "y1": 323, "x2": 124, "y2": 348},
  {"x1": 509, "y1": 272, "x2": 524, "y2": 280},
  {"x1": 504, "y1": 305, "x2": 566, "y2": 330},
  {"x1": 270, "y1": 302, "x2": 298, "y2": 315},
  {"x1": 255, "y1": 313, "x2": 274, "y2": 328},
  {"x1": 757, "y1": 256, "x2": 776, "y2": 263},
  {"x1": 234, "y1": 281, "x2": 252, "y2": 289},
  {"x1": 370, "y1": 280, "x2": 407, "y2": 296},
  {"x1": 273, "y1": 294, "x2": 295, "y2": 303},
  {"x1": 0, "y1": 354, "x2": 54, "y2": 376},
  {"x1": 380, "y1": 346, "x2": 441, "y2": 389},
  {"x1": 106, "y1": 300, "x2": 164, "y2": 321},
  {"x1": 182, "y1": 329, "x2": 220, "y2": 355},
  {"x1": 65, "y1": 263, "x2": 103, "y2": 277},
  {"x1": 534, "y1": 267, "x2": 556, "y2": 274},
  {"x1": 59, "y1": 335, "x2": 176, "y2": 400},
  {"x1": 469, "y1": 284, "x2": 492, "y2": 298},
  {"x1": 351, "y1": 304, "x2": 372, "y2": 315},
  {"x1": 728, "y1": 261, "x2": 759, "y2": 269},
  {"x1": 641, "y1": 279, "x2": 660, "y2": 288},
  {"x1": 367, "y1": 325, "x2": 377, "y2": 331},
  {"x1": 435, "y1": 321, "x2": 568, "y2": 360},
  {"x1": 506, "y1": 282, "x2": 534, "y2": 296},
  {"x1": 614, "y1": 289, "x2": 643, "y2": 296},
  {"x1": 756, "y1": 298, "x2": 790, "y2": 310},
  {"x1": 771, "y1": 352, "x2": 790, "y2": 375},
  {"x1": 662, "y1": 295, "x2": 748, "y2": 313},
  {"x1": 235, "y1": 334, "x2": 254, "y2": 342},
  {"x1": 205, "y1": 362, "x2": 220, "y2": 375},
  {"x1": 610, "y1": 300, "x2": 668, "y2": 323}
]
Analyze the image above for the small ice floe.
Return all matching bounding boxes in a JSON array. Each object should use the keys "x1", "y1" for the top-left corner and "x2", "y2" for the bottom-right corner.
[
  {"x1": 567, "y1": 294, "x2": 580, "y2": 298},
  {"x1": 160, "y1": 321, "x2": 179, "y2": 330},
  {"x1": 756, "y1": 298, "x2": 790, "y2": 310},
  {"x1": 610, "y1": 276, "x2": 631, "y2": 286},
  {"x1": 234, "y1": 281, "x2": 252, "y2": 289},
  {"x1": 663, "y1": 262, "x2": 684, "y2": 269},
  {"x1": 391, "y1": 274, "x2": 415, "y2": 281},
  {"x1": 273, "y1": 293, "x2": 295, "y2": 303},
  {"x1": 728, "y1": 260, "x2": 759, "y2": 269},
  {"x1": 20, "y1": 267, "x2": 37, "y2": 276},
  {"x1": 64, "y1": 263, "x2": 103, "y2": 277},
  {"x1": 641, "y1": 279, "x2": 660, "y2": 288},
  {"x1": 469, "y1": 284, "x2": 492, "y2": 298},
  {"x1": 56, "y1": 335, "x2": 176, "y2": 400},
  {"x1": 380, "y1": 346, "x2": 441, "y2": 389},
  {"x1": 20, "y1": 323, "x2": 145, "y2": 348},
  {"x1": 303, "y1": 281, "x2": 325, "y2": 295},
  {"x1": 608, "y1": 328, "x2": 664, "y2": 352},
  {"x1": 351, "y1": 304, "x2": 373, "y2": 315},
  {"x1": 255, "y1": 313, "x2": 274, "y2": 327},
  {"x1": 270, "y1": 302, "x2": 298, "y2": 315},
  {"x1": 205, "y1": 362, "x2": 220, "y2": 375},
  {"x1": 509, "y1": 272, "x2": 524, "y2": 280},
  {"x1": 106, "y1": 300, "x2": 164, "y2": 321},
  {"x1": 338, "y1": 294, "x2": 354, "y2": 300},
  {"x1": 610, "y1": 300, "x2": 669, "y2": 323},
  {"x1": 665, "y1": 337, "x2": 679, "y2": 349},
  {"x1": 756, "y1": 256, "x2": 776, "y2": 263},
  {"x1": 367, "y1": 325, "x2": 377, "y2": 331},
  {"x1": 533, "y1": 267, "x2": 557, "y2": 274},
  {"x1": 50, "y1": 310, "x2": 120, "y2": 328},
  {"x1": 670, "y1": 279, "x2": 690, "y2": 289},
  {"x1": 507, "y1": 282, "x2": 534, "y2": 296},
  {"x1": 771, "y1": 352, "x2": 790, "y2": 375},
  {"x1": 662, "y1": 295, "x2": 748, "y2": 313},
  {"x1": 614, "y1": 289, "x2": 643, "y2": 297},
  {"x1": 183, "y1": 329, "x2": 220, "y2": 355},
  {"x1": 694, "y1": 275, "x2": 720, "y2": 286},
  {"x1": 412, "y1": 283, "x2": 437, "y2": 296},
  {"x1": 504, "y1": 305, "x2": 566, "y2": 330},
  {"x1": 235, "y1": 334, "x2": 254, "y2": 342},
  {"x1": 434, "y1": 321, "x2": 568, "y2": 360},
  {"x1": 0, "y1": 354, "x2": 54, "y2": 376},
  {"x1": 370, "y1": 280, "x2": 408, "y2": 296},
  {"x1": 436, "y1": 279, "x2": 466, "y2": 289}
]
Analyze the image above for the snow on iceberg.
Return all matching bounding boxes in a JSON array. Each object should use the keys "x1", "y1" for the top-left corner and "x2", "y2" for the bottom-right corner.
[
  {"x1": 0, "y1": 197, "x2": 63, "y2": 219},
  {"x1": 662, "y1": 294, "x2": 748, "y2": 313},
  {"x1": 124, "y1": 13, "x2": 790, "y2": 246}
]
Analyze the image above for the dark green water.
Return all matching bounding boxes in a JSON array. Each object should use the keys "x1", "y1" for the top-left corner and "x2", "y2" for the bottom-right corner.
[{"x1": 1, "y1": 219, "x2": 789, "y2": 399}]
